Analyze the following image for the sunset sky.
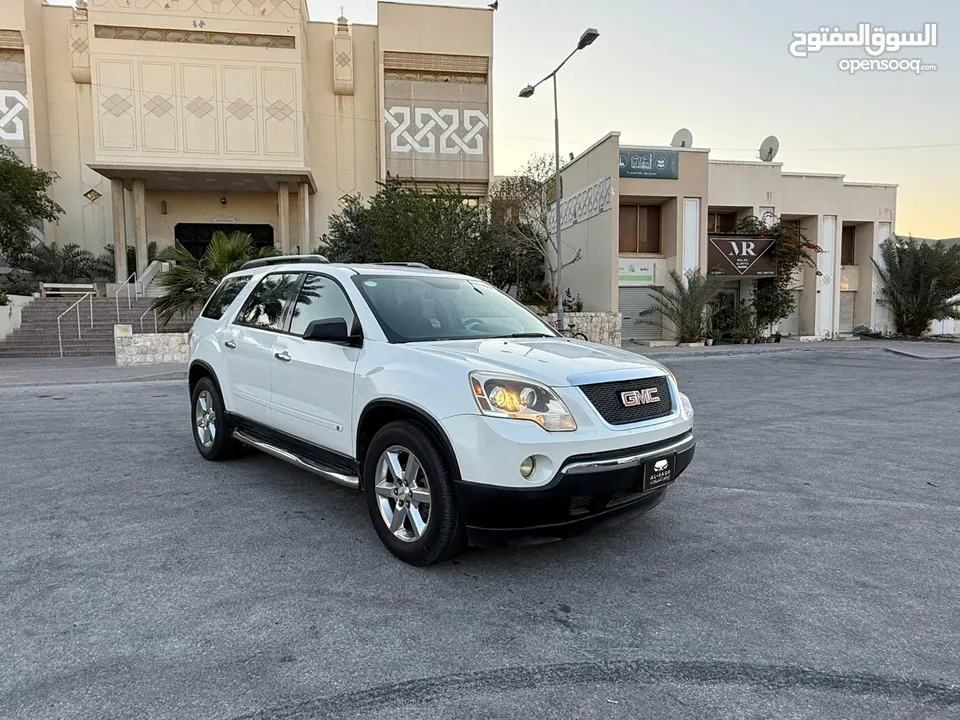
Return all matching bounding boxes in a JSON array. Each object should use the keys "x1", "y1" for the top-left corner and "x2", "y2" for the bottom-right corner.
[{"x1": 312, "y1": 0, "x2": 959, "y2": 238}]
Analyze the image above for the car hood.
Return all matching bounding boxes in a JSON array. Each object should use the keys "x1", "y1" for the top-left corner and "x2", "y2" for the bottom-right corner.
[{"x1": 407, "y1": 337, "x2": 671, "y2": 387}]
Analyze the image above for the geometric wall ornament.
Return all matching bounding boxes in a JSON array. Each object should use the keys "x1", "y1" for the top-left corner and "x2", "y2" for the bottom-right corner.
[
  {"x1": 0, "y1": 89, "x2": 28, "y2": 141},
  {"x1": 101, "y1": 92, "x2": 132, "y2": 117},
  {"x1": 83, "y1": 188, "x2": 102, "y2": 202},
  {"x1": 185, "y1": 96, "x2": 214, "y2": 119},
  {"x1": 383, "y1": 106, "x2": 488, "y2": 155},
  {"x1": 94, "y1": 25, "x2": 295, "y2": 49},
  {"x1": 336, "y1": 51, "x2": 350, "y2": 67},
  {"x1": 226, "y1": 98, "x2": 254, "y2": 120},
  {"x1": 143, "y1": 94, "x2": 174, "y2": 117},
  {"x1": 265, "y1": 99, "x2": 292, "y2": 122}
]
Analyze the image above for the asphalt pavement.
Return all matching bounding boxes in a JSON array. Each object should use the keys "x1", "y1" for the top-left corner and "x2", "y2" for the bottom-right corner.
[{"x1": 1, "y1": 348, "x2": 958, "y2": 719}]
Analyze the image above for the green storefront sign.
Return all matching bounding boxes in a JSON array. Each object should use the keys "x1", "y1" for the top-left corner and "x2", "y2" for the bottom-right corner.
[{"x1": 619, "y1": 148, "x2": 679, "y2": 180}]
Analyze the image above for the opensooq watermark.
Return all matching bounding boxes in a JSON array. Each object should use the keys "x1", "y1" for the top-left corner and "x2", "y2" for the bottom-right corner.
[{"x1": 789, "y1": 22, "x2": 939, "y2": 74}]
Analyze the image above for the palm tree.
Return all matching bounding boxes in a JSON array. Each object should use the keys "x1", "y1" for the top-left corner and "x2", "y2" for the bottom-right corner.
[
  {"x1": 15, "y1": 242, "x2": 97, "y2": 283},
  {"x1": 873, "y1": 236, "x2": 960, "y2": 337},
  {"x1": 150, "y1": 231, "x2": 281, "y2": 327},
  {"x1": 635, "y1": 268, "x2": 726, "y2": 343}
]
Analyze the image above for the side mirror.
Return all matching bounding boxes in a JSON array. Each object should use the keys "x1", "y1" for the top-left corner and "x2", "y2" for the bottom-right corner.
[{"x1": 303, "y1": 318, "x2": 361, "y2": 346}]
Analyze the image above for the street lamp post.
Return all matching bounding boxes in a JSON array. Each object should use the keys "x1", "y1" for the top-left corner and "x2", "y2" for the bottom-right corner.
[{"x1": 520, "y1": 28, "x2": 599, "y2": 332}]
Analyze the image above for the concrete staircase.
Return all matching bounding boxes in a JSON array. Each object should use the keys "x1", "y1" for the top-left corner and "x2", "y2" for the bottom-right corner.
[{"x1": 0, "y1": 296, "x2": 198, "y2": 358}]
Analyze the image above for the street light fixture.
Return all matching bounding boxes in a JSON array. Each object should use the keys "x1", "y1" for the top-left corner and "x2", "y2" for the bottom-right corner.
[{"x1": 518, "y1": 28, "x2": 599, "y2": 332}]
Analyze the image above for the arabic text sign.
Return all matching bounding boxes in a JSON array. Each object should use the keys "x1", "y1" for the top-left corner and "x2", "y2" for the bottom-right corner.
[
  {"x1": 619, "y1": 148, "x2": 679, "y2": 180},
  {"x1": 618, "y1": 258, "x2": 656, "y2": 286},
  {"x1": 706, "y1": 236, "x2": 777, "y2": 277},
  {"x1": 789, "y1": 22, "x2": 937, "y2": 58}
]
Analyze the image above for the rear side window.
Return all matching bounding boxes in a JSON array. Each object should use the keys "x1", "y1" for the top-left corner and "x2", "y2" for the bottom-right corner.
[{"x1": 201, "y1": 276, "x2": 250, "y2": 320}]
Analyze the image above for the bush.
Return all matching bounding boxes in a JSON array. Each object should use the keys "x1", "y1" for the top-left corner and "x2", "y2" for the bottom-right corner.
[
  {"x1": 636, "y1": 268, "x2": 726, "y2": 343},
  {"x1": 0, "y1": 291, "x2": 8, "y2": 307}
]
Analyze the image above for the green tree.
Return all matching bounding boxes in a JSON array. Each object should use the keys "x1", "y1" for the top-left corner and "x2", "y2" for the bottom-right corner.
[
  {"x1": 150, "y1": 230, "x2": 280, "y2": 327},
  {"x1": 319, "y1": 179, "x2": 499, "y2": 281},
  {"x1": 873, "y1": 235, "x2": 960, "y2": 336},
  {"x1": 487, "y1": 153, "x2": 578, "y2": 309},
  {"x1": 729, "y1": 214, "x2": 822, "y2": 330},
  {"x1": 90, "y1": 241, "x2": 159, "y2": 282},
  {"x1": 0, "y1": 146, "x2": 64, "y2": 265},
  {"x1": 636, "y1": 268, "x2": 726, "y2": 343},
  {"x1": 16, "y1": 242, "x2": 96, "y2": 283}
]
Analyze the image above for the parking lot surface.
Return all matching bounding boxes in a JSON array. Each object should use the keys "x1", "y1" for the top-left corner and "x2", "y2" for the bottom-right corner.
[{"x1": 1, "y1": 348, "x2": 958, "y2": 719}]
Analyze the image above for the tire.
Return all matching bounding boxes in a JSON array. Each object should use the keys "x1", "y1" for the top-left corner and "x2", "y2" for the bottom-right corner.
[
  {"x1": 363, "y1": 420, "x2": 466, "y2": 566},
  {"x1": 573, "y1": 332, "x2": 588, "y2": 341},
  {"x1": 190, "y1": 376, "x2": 241, "y2": 461}
]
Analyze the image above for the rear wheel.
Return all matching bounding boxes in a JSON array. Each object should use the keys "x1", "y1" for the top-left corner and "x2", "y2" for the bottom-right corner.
[
  {"x1": 191, "y1": 376, "x2": 241, "y2": 461},
  {"x1": 363, "y1": 420, "x2": 465, "y2": 566}
]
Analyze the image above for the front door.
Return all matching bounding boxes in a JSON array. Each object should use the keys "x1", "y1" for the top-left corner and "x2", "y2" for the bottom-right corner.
[
  {"x1": 175, "y1": 223, "x2": 276, "y2": 259},
  {"x1": 270, "y1": 273, "x2": 361, "y2": 458},
  {"x1": 224, "y1": 271, "x2": 301, "y2": 426}
]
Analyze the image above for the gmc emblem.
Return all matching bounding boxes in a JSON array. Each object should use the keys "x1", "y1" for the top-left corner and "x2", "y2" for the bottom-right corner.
[{"x1": 621, "y1": 388, "x2": 660, "y2": 407}]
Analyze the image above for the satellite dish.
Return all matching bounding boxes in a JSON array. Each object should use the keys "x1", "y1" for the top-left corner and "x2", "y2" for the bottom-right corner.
[
  {"x1": 671, "y1": 128, "x2": 694, "y2": 148},
  {"x1": 759, "y1": 135, "x2": 780, "y2": 162}
]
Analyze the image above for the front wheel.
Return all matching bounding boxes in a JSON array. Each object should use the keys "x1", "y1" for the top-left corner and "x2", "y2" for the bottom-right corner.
[
  {"x1": 191, "y1": 376, "x2": 241, "y2": 461},
  {"x1": 363, "y1": 420, "x2": 466, "y2": 566}
]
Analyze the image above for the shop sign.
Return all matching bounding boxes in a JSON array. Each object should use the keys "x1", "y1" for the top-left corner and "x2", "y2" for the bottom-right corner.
[{"x1": 707, "y1": 235, "x2": 777, "y2": 277}]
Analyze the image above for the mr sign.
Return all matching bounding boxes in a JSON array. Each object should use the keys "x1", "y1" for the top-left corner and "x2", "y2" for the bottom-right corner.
[{"x1": 707, "y1": 235, "x2": 777, "y2": 277}]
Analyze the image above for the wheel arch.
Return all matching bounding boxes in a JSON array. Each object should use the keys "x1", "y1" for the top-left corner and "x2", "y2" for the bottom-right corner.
[
  {"x1": 356, "y1": 400, "x2": 462, "y2": 486},
  {"x1": 188, "y1": 360, "x2": 222, "y2": 400}
]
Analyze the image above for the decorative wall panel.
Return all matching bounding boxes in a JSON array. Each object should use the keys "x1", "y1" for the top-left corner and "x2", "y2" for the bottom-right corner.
[
  {"x1": 262, "y1": 68, "x2": 297, "y2": 156},
  {"x1": 139, "y1": 62, "x2": 177, "y2": 152},
  {"x1": 70, "y1": 8, "x2": 91, "y2": 84},
  {"x1": 90, "y1": 0, "x2": 298, "y2": 20},
  {"x1": 181, "y1": 64, "x2": 218, "y2": 153},
  {"x1": 97, "y1": 59, "x2": 137, "y2": 149},
  {"x1": 222, "y1": 66, "x2": 258, "y2": 155},
  {"x1": 383, "y1": 77, "x2": 489, "y2": 183},
  {"x1": 92, "y1": 55, "x2": 303, "y2": 167}
]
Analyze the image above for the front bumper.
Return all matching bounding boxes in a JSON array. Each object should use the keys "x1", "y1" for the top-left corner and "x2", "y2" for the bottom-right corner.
[{"x1": 455, "y1": 431, "x2": 695, "y2": 547}]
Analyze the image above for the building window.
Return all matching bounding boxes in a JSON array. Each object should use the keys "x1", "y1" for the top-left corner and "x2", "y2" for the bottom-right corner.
[
  {"x1": 708, "y1": 212, "x2": 738, "y2": 234},
  {"x1": 841, "y1": 226, "x2": 856, "y2": 265},
  {"x1": 619, "y1": 204, "x2": 661, "y2": 254}
]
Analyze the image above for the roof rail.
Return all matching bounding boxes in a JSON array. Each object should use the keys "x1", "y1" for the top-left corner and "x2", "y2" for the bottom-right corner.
[
  {"x1": 240, "y1": 254, "x2": 330, "y2": 271},
  {"x1": 374, "y1": 261, "x2": 431, "y2": 269}
]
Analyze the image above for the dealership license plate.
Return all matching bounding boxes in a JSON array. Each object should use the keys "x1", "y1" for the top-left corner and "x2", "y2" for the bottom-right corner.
[{"x1": 643, "y1": 455, "x2": 676, "y2": 491}]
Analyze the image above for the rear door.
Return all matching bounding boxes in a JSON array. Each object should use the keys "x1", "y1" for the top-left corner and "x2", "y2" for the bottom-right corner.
[
  {"x1": 270, "y1": 272, "x2": 362, "y2": 458},
  {"x1": 222, "y1": 271, "x2": 301, "y2": 426}
]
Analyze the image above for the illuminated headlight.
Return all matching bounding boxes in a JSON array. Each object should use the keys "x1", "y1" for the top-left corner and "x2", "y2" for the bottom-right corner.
[
  {"x1": 679, "y1": 392, "x2": 694, "y2": 420},
  {"x1": 469, "y1": 372, "x2": 577, "y2": 432}
]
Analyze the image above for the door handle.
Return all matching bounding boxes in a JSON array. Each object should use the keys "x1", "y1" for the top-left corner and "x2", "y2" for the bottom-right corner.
[
  {"x1": 274, "y1": 350, "x2": 291, "y2": 362},
  {"x1": 224, "y1": 340, "x2": 236, "y2": 349}
]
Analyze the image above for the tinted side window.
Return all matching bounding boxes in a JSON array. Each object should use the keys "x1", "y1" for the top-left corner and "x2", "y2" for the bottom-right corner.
[
  {"x1": 289, "y1": 274, "x2": 357, "y2": 337},
  {"x1": 234, "y1": 273, "x2": 301, "y2": 331},
  {"x1": 201, "y1": 276, "x2": 250, "y2": 320}
]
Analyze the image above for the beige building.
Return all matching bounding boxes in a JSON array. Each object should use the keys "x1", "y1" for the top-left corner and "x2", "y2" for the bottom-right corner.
[
  {"x1": 550, "y1": 131, "x2": 897, "y2": 340},
  {"x1": 0, "y1": 0, "x2": 494, "y2": 281}
]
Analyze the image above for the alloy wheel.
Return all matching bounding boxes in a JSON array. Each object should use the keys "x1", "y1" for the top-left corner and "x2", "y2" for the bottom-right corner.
[
  {"x1": 374, "y1": 445, "x2": 432, "y2": 543},
  {"x1": 194, "y1": 390, "x2": 217, "y2": 448}
]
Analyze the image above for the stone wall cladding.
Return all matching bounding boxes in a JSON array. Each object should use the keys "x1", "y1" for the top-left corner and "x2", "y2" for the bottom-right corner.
[
  {"x1": 542, "y1": 312, "x2": 622, "y2": 347},
  {"x1": 114, "y1": 325, "x2": 188, "y2": 365}
]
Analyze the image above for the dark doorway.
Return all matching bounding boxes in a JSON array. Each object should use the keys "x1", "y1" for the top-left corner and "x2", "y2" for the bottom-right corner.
[{"x1": 174, "y1": 223, "x2": 276, "y2": 259}]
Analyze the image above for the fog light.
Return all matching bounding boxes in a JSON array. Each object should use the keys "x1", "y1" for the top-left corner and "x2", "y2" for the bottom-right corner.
[{"x1": 519, "y1": 456, "x2": 536, "y2": 478}]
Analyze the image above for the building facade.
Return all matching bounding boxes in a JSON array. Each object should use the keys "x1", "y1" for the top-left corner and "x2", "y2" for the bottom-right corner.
[
  {"x1": 0, "y1": 0, "x2": 494, "y2": 280},
  {"x1": 549, "y1": 132, "x2": 898, "y2": 340}
]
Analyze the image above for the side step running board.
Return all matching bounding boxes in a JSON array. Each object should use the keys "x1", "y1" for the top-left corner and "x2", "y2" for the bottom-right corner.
[{"x1": 233, "y1": 430, "x2": 360, "y2": 490}]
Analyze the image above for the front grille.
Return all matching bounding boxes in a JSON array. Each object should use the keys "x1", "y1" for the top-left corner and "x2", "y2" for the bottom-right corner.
[{"x1": 578, "y1": 376, "x2": 673, "y2": 425}]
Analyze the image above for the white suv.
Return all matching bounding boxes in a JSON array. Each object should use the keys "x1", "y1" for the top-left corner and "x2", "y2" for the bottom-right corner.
[{"x1": 187, "y1": 256, "x2": 696, "y2": 565}]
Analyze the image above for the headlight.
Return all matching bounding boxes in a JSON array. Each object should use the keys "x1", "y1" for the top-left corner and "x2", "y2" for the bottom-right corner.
[
  {"x1": 469, "y1": 372, "x2": 577, "y2": 432},
  {"x1": 679, "y1": 392, "x2": 694, "y2": 420}
]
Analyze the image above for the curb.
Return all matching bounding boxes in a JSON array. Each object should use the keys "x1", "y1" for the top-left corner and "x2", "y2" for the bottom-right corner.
[
  {"x1": 1, "y1": 371, "x2": 187, "y2": 389},
  {"x1": 629, "y1": 344, "x2": 870, "y2": 361},
  {"x1": 882, "y1": 347, "x2": 960, "y2": 361}
]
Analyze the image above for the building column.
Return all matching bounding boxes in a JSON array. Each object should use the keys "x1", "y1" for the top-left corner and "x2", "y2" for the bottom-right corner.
[
  {"x1": 277, "y1": 182, "x2": 291, "y2": 254},
  {"x1": 132, "y1": 178, "x2": 148, "y2": 278},
  {"x1": 111, "y1": 178, "x2": 128, "y2": 283},
  {"x1": 817, "y1": 214, "x2": 839, "y2": 338},
  {"x1": 297, "y1": 182, "x2": 310, "y2": 254}
]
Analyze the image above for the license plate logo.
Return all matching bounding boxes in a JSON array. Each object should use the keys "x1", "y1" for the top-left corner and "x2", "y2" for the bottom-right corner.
[{"x1": 644, "y1": 455, "x2": 675, "y2": 489}]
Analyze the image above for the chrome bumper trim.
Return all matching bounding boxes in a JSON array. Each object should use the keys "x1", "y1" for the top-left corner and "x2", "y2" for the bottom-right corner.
[{"x1": 559, "y1": 431, "x2": 695, "y2": 476}]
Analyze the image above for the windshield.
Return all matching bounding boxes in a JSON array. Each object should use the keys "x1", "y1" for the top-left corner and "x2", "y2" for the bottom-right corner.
[{"x1": 351, "y1": 274, "x2": 560, "y2": 343}]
